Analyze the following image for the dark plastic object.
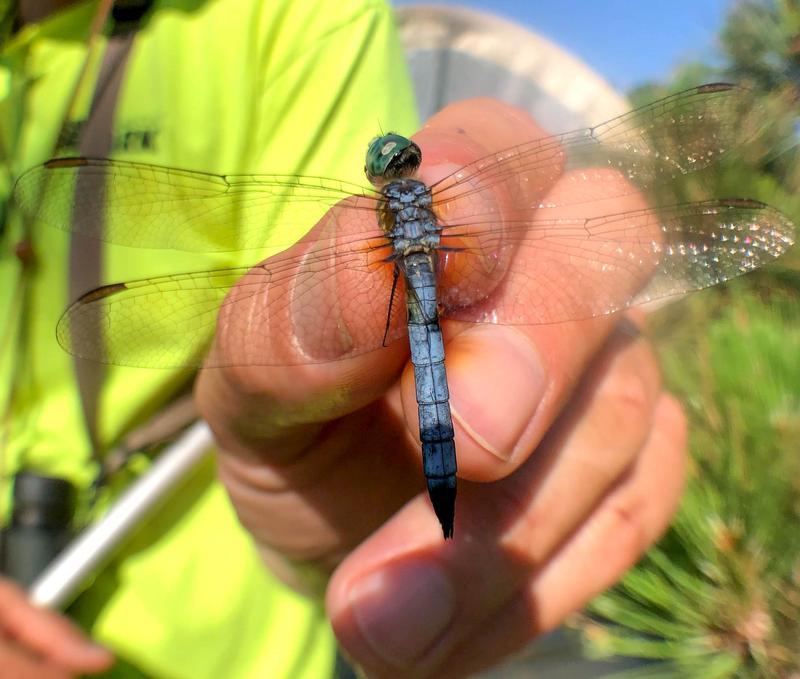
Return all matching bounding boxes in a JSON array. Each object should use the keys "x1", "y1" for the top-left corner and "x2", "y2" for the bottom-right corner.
[{"x1": 1, "y1": 472, "x2": 76, "y2": 588}]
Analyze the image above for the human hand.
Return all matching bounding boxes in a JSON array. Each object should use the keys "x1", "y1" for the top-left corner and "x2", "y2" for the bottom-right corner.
[
  {"x1": 195, "y1": 98, "x2": 688, "y2": 678},
  {"x1": 0, "y1": 578, "x2": 113, "y2": 678}
]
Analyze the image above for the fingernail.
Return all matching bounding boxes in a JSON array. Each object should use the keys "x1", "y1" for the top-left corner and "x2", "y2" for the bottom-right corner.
[
  {"x1": 348, "y1": 561, "x2": 455, "y2": 667},
  {"x1": 450, "y1": 326, "x2": 546, "y2": 460}
]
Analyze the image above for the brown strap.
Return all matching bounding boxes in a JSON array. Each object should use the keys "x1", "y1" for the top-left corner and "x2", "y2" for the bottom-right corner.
[
  {"x1": 69, "y1": 31, "x2": 136, "y2": 456},
  {"x1": 68, "y1": 3, "x2": 193, "y2": 471}
]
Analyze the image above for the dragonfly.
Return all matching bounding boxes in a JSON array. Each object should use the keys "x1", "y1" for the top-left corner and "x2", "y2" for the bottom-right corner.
[{"x1": 13, "y1": 83, "x2": 796, "y2": 539}]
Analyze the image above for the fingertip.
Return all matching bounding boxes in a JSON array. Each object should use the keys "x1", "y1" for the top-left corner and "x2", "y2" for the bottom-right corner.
[
  {"x1": 333, "y1": 559, "x2": 456, "y2": 669},
  {"x1": 421, "y1": 97, "x2": 544, "y2": 140},
  {"x1": 49, "y1": 622, "x2": 114, "y2": 671},
  {"x1": 62, "y1": 641, "x2": 115, "y2": 673},
  {"x1": 326, "y1": 502, "x2": 458, "y2": 673},
  {"x1": 413, "y1": 97, "x2": 548, "y2": 182}
]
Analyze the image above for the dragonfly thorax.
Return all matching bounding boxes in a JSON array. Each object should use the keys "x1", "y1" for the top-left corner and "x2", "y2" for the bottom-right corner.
[{"x1": 381, "y1": 178, "x2": 440, "y2": 256}]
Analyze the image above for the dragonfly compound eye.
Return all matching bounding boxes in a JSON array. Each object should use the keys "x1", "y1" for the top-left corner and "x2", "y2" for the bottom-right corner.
[{"x1": 365, "y1": 133, "x2": 422, "y2": 185}]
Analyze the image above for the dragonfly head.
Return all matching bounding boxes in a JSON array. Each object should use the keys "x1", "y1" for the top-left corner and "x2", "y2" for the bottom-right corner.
[{"x1": 365, "y1": 133, "x2": 422, "y2": 186}]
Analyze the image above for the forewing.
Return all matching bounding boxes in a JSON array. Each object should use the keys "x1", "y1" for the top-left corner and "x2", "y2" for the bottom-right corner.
[
  {"x1": 13, "y1": 158, "x2": 382, "y2": 253},
  {"x1": 430, "y1": 83, "x2": 748, "y2": 215}
]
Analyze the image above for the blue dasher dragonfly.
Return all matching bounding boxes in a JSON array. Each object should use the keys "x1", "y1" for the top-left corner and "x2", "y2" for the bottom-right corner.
[{"x1": 13, "y1": 83, "x2": 796, "y2": 538}]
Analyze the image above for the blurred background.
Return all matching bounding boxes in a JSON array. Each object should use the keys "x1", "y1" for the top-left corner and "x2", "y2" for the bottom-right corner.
[
  {"x1": 391, "y1": 2, "x2": 799, "y2": 677},
  {"x1": 394, "y1": 1, "x2": 730, "y2": 92}
]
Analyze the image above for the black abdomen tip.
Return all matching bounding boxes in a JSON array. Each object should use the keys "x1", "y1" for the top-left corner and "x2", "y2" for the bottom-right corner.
[{"x1": 428, "y1": 477, "x2": 456, "y2": 539}]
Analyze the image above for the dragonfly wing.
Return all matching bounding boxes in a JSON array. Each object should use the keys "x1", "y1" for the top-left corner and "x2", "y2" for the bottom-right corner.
[
  {"x1": 58, "y1": 267, "x2": 251, "y2": 368},
  {"x1": 633, "y1": 200, "x2": 795, "y2": 305},
  {"x1": 438, "y1": 199, "x2": 795, "y2": 326},
  {"x1": 13, "y1": 158, "x2": 382, "y2": 253},
  {"x1": 58, "y1": 201, "x2": 408, "y2": 368},
  {"x1": 430, "y1": 83, "x2": 748, "y2": 214}
]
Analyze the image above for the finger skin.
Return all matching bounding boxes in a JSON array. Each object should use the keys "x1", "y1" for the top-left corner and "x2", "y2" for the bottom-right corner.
[
  {"x1": 0, "y1": 579, "x2": 113, "y2": 675},
  {"x1": 326, "y1": 332, "x2": 685, "y2": 678}
]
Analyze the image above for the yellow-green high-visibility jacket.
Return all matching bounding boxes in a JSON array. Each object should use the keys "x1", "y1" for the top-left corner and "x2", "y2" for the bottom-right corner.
[{"x1": 0, "y1": 1, "x2": 417, "y2": 676}]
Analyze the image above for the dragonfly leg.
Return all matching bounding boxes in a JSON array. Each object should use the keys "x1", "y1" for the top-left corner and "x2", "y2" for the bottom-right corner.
[{"x1": 382, "y1": 264, "x2": 401, "y2": 347}]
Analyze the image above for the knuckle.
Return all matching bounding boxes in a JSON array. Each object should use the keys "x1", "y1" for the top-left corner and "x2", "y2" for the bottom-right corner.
[
  {"x1": 604, "y1": 492, "x2": 654, "y2": 567},
  {"x1": 658, "y1": 394, "x2": 689, "y2": 447},
  {"x1": 598, "y1": 364, "x2": 656, "y2": 432}
]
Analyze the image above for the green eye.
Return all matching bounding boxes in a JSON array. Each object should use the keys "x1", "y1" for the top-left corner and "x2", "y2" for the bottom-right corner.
[{"x1": 365, "y1": 133, "x2": 421, "y2": 184}]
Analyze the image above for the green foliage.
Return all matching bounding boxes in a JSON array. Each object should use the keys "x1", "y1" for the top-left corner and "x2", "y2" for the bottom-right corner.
[
  {"x1": 577, "y1": 279, "x2": 800, "y2": 678},
  {"x1": 719, "y1": 0, "x2": 800, "y2": 193}
]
